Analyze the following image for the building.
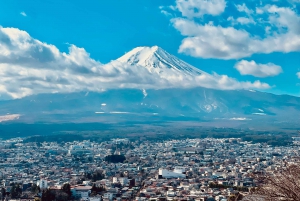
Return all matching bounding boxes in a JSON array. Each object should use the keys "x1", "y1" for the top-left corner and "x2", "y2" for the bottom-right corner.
[
  {"x1": 37, "y1": 180, "x2": 48, "y2": 190},
  {"x1": 113, "y1": 177, "x2": 129, "y2": 186},
  {"x1": 71, "y1": 186, "x2": 92, "y2": 199},
  {"x1": 158, "y1": 168, "x2": 186, "y2": 179}
]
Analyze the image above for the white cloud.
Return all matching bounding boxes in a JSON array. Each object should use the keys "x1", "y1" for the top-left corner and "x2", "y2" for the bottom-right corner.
[
  {"x1": 236, "y1": 3, "x2": 254, "y2": 15},
  {"x1": 159, "y1": 6, "x2": 173, "y2": 17},
  {"x1": 20, "y1": 12, "x2": 27, "y2": 17},
  {"x1": 256, "y1": 7, "x2": 264, "y2": 14},
  {"x1": 172, "y1": 18, "x2": 256, "y2": 59},
  {"x1": 297, "y1": 72, "x2": 300, "y2": 78},
  {"x1": 172, "y1": 7, "x2": 300, "y2": 59},
  {"x1": 194, "y1": 73, "x2": 270, "y2": 90},
  {"x1": 228, "y1": 4, "x2": 256, "y2": 25},
  {"x1": 236, "y1": 17, "x2": 256, "y2": 24},
  {"x1": 235, "y1": 60, "x2": 283, "y2": 77},
  {"x1": 175, "y1": 0, "x2": 226, "y2": 18},
  {"x1": 290, "y1": 0, "x2": 300, "y2": 4},
  {"x1": 160, "y1": 10, "x2": 172, "y2": 17},
  {"x1": 227, "y1": 16, "x2": 256, "y2": 25},
  {"x1": 169, "y1": 2, "x2": 300, "y2": 59},
  {"x1": 0, "y1": 26, "x2": 270, "y2": 99}
]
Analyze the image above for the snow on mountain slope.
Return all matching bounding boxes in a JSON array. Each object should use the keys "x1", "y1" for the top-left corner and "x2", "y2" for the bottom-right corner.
[
  {"x1": 115, "y1": 46, "x2": 270, "y2": 90},
  {"x1": 117, "y1": 46, "x2": 211, "y2": 77}
]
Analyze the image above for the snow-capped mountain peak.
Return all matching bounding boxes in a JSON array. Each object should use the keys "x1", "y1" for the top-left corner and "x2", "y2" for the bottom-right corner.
[{"x1": 117, "y1": 46, "x2": 209, "y2": 77}]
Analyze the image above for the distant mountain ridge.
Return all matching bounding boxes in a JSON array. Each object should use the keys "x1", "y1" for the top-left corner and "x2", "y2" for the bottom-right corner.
[
  {"x1": 0, "y1": 46, "x2": 299, "y2": 127},
  {"x1": 0, "y1": 88, "x2": 300, "y2": 126}
]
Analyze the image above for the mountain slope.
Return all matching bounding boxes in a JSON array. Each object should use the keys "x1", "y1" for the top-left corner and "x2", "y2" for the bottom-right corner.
[
  {"x1": 0, "y1": 88, "x2": 299, "y2": 126},
  {"x1": 0, "y1": 46, "x2": 299, "y2": 128},
  {"x1": 117, "y1": 46, "x2": 211, "y2": 77}
]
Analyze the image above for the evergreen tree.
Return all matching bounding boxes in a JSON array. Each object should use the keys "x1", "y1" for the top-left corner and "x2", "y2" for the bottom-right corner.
[
  {"x1": 31, "y1": 184, "x2": 40, "y2": 194},
  {"x1": 1, "y1": 188, "x2": 6, "y2": 200},
  {"x1": 41, "y1": 189, "x2": 55, "y2": 201},
  {"x1": 61, "y1": 183, "x2": 72, "y2": 199},
  {"x1": 11, "y1": 184, "x2": 22, "y2": 198}
]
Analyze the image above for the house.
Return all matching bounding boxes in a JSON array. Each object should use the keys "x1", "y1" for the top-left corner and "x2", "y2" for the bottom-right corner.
[
  {"x1": 158, "y1": 169, "x2": 186, "y2": 179},
  {"x1": 71, "y1": 186, "x2": 92, "y2": 199},
  {"x1": 103, "y1": 192, "x2": 114, "y2": 201},
  {"x1": 113, "y1": 177, "x2": 129, "y2": 186}
]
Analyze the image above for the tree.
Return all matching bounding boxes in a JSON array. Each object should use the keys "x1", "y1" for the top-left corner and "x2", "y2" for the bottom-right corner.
[
  {"x1": 61, "y1": 183, "x2": 72, "y2": 199},
  {"x1": 41, "y1": 188, "x2": 69, "y2": 201},
  {"x1": 41, "y1": 189, "x2": 55, "y2": 201},
  {"x1": 90, "y1": 185, "x2": 97, "y2": 196},
  {"x1": 31, "y1": 184, "x2": 40, "y2": 194},
  {"x1": 83, "y1": 170, "x2": 104, "y2": 182},
  {"x1": 245, "y1": 164, "x2": 300, "y2": 201},
  {"x1": 227, "y1": 192, "x2": 243, "y2": 201},
  {"x1": 91, "y1": 184, "x2": 106, "y2": 196},
  {"x1": 1, "y1": 188, "x2": 6, "y2": 200},
  {"x1": 104, "y1": 155, "x2": 126, "y2": 163},
  {"x1": 11, "y1": 184, "x2": 22, "y2": 198},
  {"x1": 91, "y1": 170, "x2": 105, "y2": 182},
  {"x1": 54, "y1": 191, "x2": 68, "y2": 201}
]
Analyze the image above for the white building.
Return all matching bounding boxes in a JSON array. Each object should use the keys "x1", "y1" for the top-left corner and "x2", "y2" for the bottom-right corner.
[
  {"x1": 112, "y1": 138, "x2": 129, "y2": 145},
  {"x1": 89, "y1": 197, "x2": 101, "y2": 201},
  {"x1": 71, "y1": 186, "x2": 92, "y2": 199},
  {"x1": 174, "y1": 167, "x2": 186, "y2": 174},
  {"x1": 112, "y1": 177, "x2": 118, "y2": 183},
  {"x1": 103, "y1": 192, "x2": 114, "y2": 201},
  {"x1": 112, "y1": 177, "x2": 129, "y2": 186},
  {"x1": 158, "y1": 168, "x2": 186, "y2": 179},
  {"x1": 37, "y1": 179, "x2": 48, "y2": 190},
  {"x1": 120, "y1": 177, "x2": 129, "y2": 186}
]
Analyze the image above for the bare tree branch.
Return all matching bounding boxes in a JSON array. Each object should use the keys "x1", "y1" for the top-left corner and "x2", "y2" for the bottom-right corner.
[{"x1": 244, "y1": 164, "x2": 300, "y2": 201}]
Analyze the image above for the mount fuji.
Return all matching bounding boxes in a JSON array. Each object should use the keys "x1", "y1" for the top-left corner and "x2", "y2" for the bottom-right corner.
[
  {"x1": 0, "y1": 46, "x2": 299, "y2": 128},
  {"x1": 117, "y1": 46, "x2": 209, "y2": 77}
]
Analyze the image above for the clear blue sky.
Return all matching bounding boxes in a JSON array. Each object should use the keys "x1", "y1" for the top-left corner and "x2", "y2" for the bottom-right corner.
[{"x1": 0, "y1": 0, "x2": 300, "y2": 98}]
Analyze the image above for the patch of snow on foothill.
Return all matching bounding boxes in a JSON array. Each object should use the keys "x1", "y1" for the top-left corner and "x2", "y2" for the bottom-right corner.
[
  {"x1": 0, "y1": 114, "x2": 20, "y2": 122},
  {"x1": 142, "y1": 89, "x2": 148, "y2": 98},
  {"x1": 252, "y1": 113, "x2": 267, "y2": 115},
  {"x1": 230, "y1": 117, "x2": 251, "y2": 121}
]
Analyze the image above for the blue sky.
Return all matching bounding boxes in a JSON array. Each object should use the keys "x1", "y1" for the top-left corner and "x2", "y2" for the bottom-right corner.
[{"x1": 0, "y1": 0, "x2": 300, "y2": 98}]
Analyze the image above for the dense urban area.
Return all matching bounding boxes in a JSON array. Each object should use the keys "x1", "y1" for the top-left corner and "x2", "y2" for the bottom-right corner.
[{"x1": 0, "y1": 135, "x2": 300, "y2": 201}]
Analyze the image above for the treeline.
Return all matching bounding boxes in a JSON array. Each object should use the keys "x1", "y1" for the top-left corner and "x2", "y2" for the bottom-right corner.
[
  {"x1": 23, "y1": 134, "x2": 85, "y2": 143},
  {"x1": 104, "y1": 154, "x2": 126, "y2": 163},
  {"x1": 91, "y1": 185, "x2": 106, "y2": 196},
  {"x1": 0, "y1": 183, "x2": 23, "y2": 199},
  {"x1": 5, "y1": 123, "x2": 295, "y2": 147},
  {"x1": 241, "y1": 135, "x2": 292, "y2": 146},
  {"x1": 42, "y1": 184, "x2": 72, "y2": 201},
  {"x1": 83, "y1": 170, "x2": 105, "y2": 182},
  {"x1": 9, "y1": 184, "x2": 22, "y2": 198},
  {"x1": 145, "y1": 128, "x2": 294, "y2": 147},
  {"x1": 0, "y1": 123, "x2": 111, "y2": 139},
  {"x1": 24, "y1": 132, "x2": 292, "y2": 146},
  {"x1": 1, "y1": 183, "x2": 41, "y2": 199}
]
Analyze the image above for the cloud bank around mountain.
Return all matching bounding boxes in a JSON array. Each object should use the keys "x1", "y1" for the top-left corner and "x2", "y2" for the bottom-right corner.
[
  {"x1": 166, "y1": 0, "x2": 300, "y2": 59},
  {"x1": 0, "y1": 26, "x2": 270, "y2": 99}
]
